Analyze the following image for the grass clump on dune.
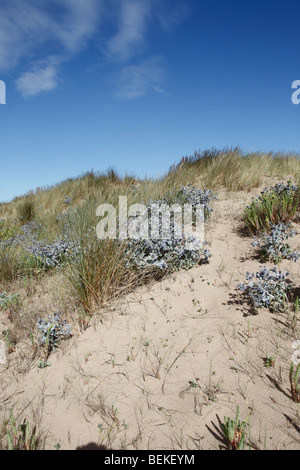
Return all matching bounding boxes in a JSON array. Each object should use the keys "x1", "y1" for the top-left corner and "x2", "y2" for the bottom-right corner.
[
  {"x1": 242, "y1": 181, "x2": 300, "y2": 235},
  {"x1": 17, "y1": 197, "x2": 35, "y2": 224}
]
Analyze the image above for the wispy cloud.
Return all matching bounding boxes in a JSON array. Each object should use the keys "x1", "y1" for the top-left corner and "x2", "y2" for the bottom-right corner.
[
  {"x1": 106, "y1": 0, "x2": 188, "y2": 62},
  {"x1": 0, "y1": 0, "x2": 101, "y2": 96},
  {"x1": 16, "y1": 62, "x2": 60, "y2": 97},
  {"x1": 106, "y1": 0, "x2": 150, "y2": 61},
  {"x1": 114, "y1": 56, "x2": 166, "y2": 99},
  {"x1": 107, "y1": 0, "x2": 188, "y2": 99},
  {"x1": 154, "y1": 1, "x2": 190, "y2": 32},
  {"x1": 0, "y1": 0, "x2": 187, "y2": 98}
]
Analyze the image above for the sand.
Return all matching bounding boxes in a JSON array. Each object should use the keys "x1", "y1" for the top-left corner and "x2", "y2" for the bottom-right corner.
[{"x1": 1, "y1": 187, "x2": 300, "y2": 450}]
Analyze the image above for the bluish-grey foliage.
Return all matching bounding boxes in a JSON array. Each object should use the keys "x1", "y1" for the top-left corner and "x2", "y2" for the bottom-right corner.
[
  {"x1": 259, "y1": 180, "x2": 298, "y2": 201},
  {"x1": 246, "y1": 180, "x2": 299, "y2": 211},
  {"x1": 1, "y1": 221, "x2": 78, "y2": 268},
  {"x1": 24, "y1": 239, "x2": 78, "y2": 268},
  {"x1": 1, "y1": 186, "x2": 215, "y2": 274},
  {"x1": 0, "y1": 292, "x2": 20, "y2": 309},
  {"x1": 126, "y1": 236, "x2": 211, "y2": 272},
  {"x1": 174, "y1": 184, "x2": 217, "y2": 221},
  {"x1": 252, "y1": 222, "x2": 299, "y2": 264},
  {"x1": 125, "y1": 186, "x2": 215, "y2": 272},
  {"x1": 238, "y1": 266, "x2": 291, "y2": 311},
  {"x1": 63, "y1": 196, "x2": 73, "y2": 206},
  {"x1": 37, "y1": 313, "x2": 72, "y2": 352},
  {"x1": 1, "y1": 221, "x2": 42, "y2": 247}
]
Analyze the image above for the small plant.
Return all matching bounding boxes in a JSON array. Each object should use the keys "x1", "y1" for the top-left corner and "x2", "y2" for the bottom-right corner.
[
  {"x1": 188, "y1": 380, "x2": 198, "y2": 389},
  {"x1": 0, "y1": 224, "x2": 20, "y2": 242},
  {"x1": 78, "y1": 309, "x2": 92, "y2": 332},
  {"x1": 63, "y1": 196, "x2": 72, "y2": 206},
  {"x1": 30, "y1": 331, "x2": 38, "y2": 356},
  {"x1": 295, "y1": 296, "x2": 299, "y2": 315},
  {"x1": 289, "y1": 361, "x2": 300, "y2": 403},
  {"x1": 0, "y1": 292, "x2": 20, "y2": 311},
  {"x1": 37, "y1": 313, "x2": 72, "y2": 363},
  {"x1": 243, "y1": 181, "x2": 300, "y2": 235},
  {"x1": 6, "y1": 410, "x2": 38, "y2": 450},
  {"x1": 252, "y1": 222, "x2": 299, "y2": 264},
  {"x1": 291, "y1": 296, "x2": 299, "y2": 330},
  {"x1": 37, "y1": 359, "x2": 50, "y2": 369},
  {"x1": 2, "y1": 329, "x2": 15, "y2": 354},
  {"x1": 98, "y1": 423, "x2": 104, "y2": 433},
  {"x1": 222, "y1": 406, "x2": 248, "y2": 450},
  {"x1": 263, "y1": 354, "x2": 275, "y2": 368},
  {"x1": 238, "y1": 266, "x2": 291, "y2": 312}
]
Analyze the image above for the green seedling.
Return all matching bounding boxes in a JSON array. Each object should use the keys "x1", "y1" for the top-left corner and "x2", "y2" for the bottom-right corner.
[
  {"x1": 6, "y1": 410, "x2": 38, "y2": 450},
  {"x1": 2, "y1": 329, "x2": 15, "y2": 354},
  {"x1": 264, "y1": 354, "x2": 275, "y2": 368},
  {"x1": 290, "y1": 361, "x2": 300, "y2": 402},
  {"x1": 222, "y1": 406, "x2": 248, "y2": 450},
  {"x1": 292, "y1": 296, "x2": 299, "y2": 330}
]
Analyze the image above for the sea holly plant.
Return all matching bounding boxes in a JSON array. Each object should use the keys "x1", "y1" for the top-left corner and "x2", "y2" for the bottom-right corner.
[
  {"x1": 126, "y1": 235, "x2": 211, "y2": 273},
  {"x1": 238, "y1": 266, "x2": 291, "y2": 313},
  {"x1": 24, "y1": 238, "x2": 78, "y2": 269},
  {"x1": 37, "y1": 313, "x2": 72, "y2": 366},
  {"x1": 221, "y1": 406, "x2": 248, "y2": 450},
  {"x1": 125, "y1": 187, "x2": 214, "y2": 273},
  {"x1": 252, "y1": 222, "x2": 300, "y2": 264},
  {"x1": 1, "y1": 221, "x2": 79, "y2": 270},
  {"x1": 172, "y1": 184, "x2": 217, "y2": 221}
]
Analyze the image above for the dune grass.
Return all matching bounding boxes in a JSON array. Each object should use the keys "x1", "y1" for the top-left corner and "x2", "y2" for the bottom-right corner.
[
  {"x1": 1, "y1": 148, "x2": 300, "y2": 223},
  {"x1": 0, "y1": 147, "x2": 299, "y2": 336},
  {"x1": 169, "y1": 147, "x2": 300, "y2": 190},
  {"x1": 242, "y1": 181, "x2": 300, "y2": 235},
  {"x1": 1, "y1": 148, "x2": 300, "y2": 450}
]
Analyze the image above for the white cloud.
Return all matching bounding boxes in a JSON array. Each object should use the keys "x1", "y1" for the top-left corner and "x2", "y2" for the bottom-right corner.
[
  {"x1": 0, "y1": 0, "x2": 101, "y2": 96},
  {"x1": 106, "y1": 0, "x2": 188, "y2": 61},
  {"x1": 16, "y1": 63, "x2": 59, "y2": 97},
  {"x1": 114, "y1": 56, "x2": 166, "y2": 99},
  {"x1": 0, "y1": 0, "x2": 101, "y2": 68},
  {"x1": 106, "y1": 0, "x2": 150, "y2": 61},
  {"x1": 0, "y1": 0, "x2": 187, "y2": 98},
  {"x1": 107, "y1": 0, "x2": 187, "y2": 98},
  {"x1": 53, "y1": 0, "x2": 103, "y2": 53}
]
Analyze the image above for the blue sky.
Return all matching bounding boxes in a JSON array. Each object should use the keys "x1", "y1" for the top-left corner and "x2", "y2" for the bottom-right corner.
[{"x1": 0, "y1": 0, "x2": 300, "y2": 202}]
